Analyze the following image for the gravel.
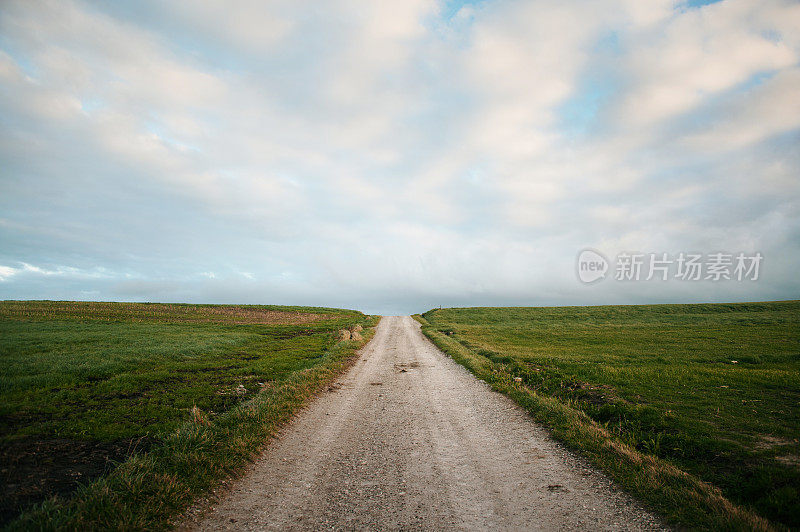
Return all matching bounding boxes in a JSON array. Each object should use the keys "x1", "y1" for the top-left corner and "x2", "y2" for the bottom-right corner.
[{"x1": 194, "y1": 316, "x2": 667, "y2": 531}]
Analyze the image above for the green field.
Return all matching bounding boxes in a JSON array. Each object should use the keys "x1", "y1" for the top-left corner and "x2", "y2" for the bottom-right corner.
[
  {"x1": 0, "y1": 301, "x2": 376, "y2": 529},
  {"x1": 418, "y1": 301, "x2": 799, "y2": 530}
]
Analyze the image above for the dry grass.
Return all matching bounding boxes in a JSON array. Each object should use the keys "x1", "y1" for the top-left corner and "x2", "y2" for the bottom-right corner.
[{"x1": 0, "y1": 301, "x2": 344, "y2": 325}]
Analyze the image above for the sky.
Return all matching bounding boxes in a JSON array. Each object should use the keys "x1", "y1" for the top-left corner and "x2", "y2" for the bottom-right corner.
[{"x1": 0, "y1": 0, "x2": 799, "y2": 315}]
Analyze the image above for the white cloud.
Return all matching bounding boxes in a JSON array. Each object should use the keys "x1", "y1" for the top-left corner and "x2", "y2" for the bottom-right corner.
[
  {"x1": 0, "y1": 265, "x2": 17, "y2": 281},
  {"x1": 681, "y1": 67, "x2": 800, "y2": 152},
  {"x1": 613, "y1": 0, "x2": 797, "y2": 129},
  {"x1": 158, "y1": 0, "x2": 294, "y2": 53},
  {"x1": 1, "y1": 0, "x2": 798, "y2": 313},
  {"x1": 459, "y1": 1, "x2": 602, "y2": 157},
  {"x1": 0, "y1": 263, "x2": 113, "y2": 281}
]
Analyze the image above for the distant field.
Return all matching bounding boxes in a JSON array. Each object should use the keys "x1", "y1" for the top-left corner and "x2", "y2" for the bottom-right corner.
[
  {"x1": 419, "y1": 302, "x2": 799, "y2": 530},
  {"x1": 0, "y1": 300, "x2": 375, "y2": 528}
]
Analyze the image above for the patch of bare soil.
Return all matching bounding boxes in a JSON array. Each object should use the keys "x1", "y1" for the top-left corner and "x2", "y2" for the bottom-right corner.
[
  {"x1": 755, "y1": 434, "x2": 795, "y2": 450},
  {"x1": 775, "y1": 455, "x2": 800, "y2": 470},
  {"x1": 0, "y1": 436, "x2": 156, "y2": 526},
  {"x1": 195, "y1": 306, "x2": 335, "y2": 325}
]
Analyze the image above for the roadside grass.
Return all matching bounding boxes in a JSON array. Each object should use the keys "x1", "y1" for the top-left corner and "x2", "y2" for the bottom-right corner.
[
  {"x1": 415, "y1": 301, "x2": 799, "y2": 530},
  {"x1": 1, "y1": 301, "x2": 377, "y2": 529}
]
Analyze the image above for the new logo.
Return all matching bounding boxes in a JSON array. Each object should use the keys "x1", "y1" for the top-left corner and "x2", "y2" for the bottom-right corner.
[{"x1": 576, "y1": 249, "x2": 608, "y2": 284}]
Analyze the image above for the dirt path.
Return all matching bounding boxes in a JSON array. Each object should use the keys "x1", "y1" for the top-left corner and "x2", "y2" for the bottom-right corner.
[{"x1": 194, "y1": 316, "x2": 665, "y2": 531}]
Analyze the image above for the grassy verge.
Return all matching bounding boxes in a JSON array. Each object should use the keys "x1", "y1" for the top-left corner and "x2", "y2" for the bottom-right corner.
[
  {"x1": 1, "y1": 301, "x2": 377, "y2": 529},
  {"x1": 414, "y1": 302, "x2": 800, "y2": 530}
]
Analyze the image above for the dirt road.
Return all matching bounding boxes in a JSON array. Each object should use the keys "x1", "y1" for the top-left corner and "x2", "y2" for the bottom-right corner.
[{"x1": 195, "y1": 316, "x2": 665, "y2": 531}]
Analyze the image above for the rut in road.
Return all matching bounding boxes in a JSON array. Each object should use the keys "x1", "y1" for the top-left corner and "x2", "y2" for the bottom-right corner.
[{"x1": 194, "y1": 316, "x2": 665, "y2": 531}]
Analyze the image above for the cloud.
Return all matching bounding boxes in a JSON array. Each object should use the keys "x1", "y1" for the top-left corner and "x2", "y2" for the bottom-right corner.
[
  {"x1": 612, "y1": 0, "x2": 797, "y2": 129},
  {"x1": 0, "y1": 0, "x2": 798, "y2": 314},
  {"x1": 0, "y1": 262, "x2": 112, "y2": 282},
  {"x1": 0, "y1": 265, "x2": 16, "y2": 281},
  {"x1": 155, "y1": 0, "x2": 294, "y2": 53},
  {"x1": 680, "y1": 67, "x2": 800, "y2": 152}
]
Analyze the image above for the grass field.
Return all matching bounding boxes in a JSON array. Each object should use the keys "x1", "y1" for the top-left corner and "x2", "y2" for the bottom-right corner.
[
  {"x1": 418, "y1": 301, "x2": 799, "y2": 530},
  {"x1": 0, "y1": 300, "x2": 376, "y2": 529}
]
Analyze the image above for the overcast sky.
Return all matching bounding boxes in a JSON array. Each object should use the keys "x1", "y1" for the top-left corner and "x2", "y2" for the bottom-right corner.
[{"x1": 1, "y1": 0, "x2": 798, "y2": 315}]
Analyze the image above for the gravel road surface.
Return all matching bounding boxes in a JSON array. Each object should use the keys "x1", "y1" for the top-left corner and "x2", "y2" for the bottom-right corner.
[{"x1": 195, "y1": 316, "x2": 665, "y2": 531}]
